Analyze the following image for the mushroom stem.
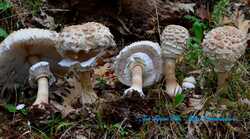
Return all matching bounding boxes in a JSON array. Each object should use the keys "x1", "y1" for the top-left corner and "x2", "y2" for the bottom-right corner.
[
  {"x1": 164, "y1": 58, "x2": 182, "y2": 97},
  {"x1": 33, "y1": 77, "x2": 49, "y2": 105},
  {"x1": 131, "y1": 64, "x2": 143, "y2": 92},
  {"x1": 124, "y1": 63, "x2": 145, "y2": 97},
  {"x1": 217, "y1": 72, "x2": 229, "y2": 90},
  {"x1": 79, "y1": 71, "x2": 97, "y2": 104},
  {"x1": 164, "y1": 59, "x2": 176, "y2": 81}
]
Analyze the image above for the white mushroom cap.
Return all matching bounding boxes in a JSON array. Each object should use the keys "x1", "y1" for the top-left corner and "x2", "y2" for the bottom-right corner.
[
  {"x1": 160, "y1": 25, "x2": 190, "y2": 59},
  {"x1": 0, "y1": 28, "x2": 61, "y2": 85},
  {"x1": 57, "y1": 22, "x2": 116, "y2": 56},
  {"x1": 202, "y1": 26, "x2": 247, "y2": 72},
  {"x1": 29, "y1": 61, "x2": 56, "y2": 88},
  {"x1": 114, "y1": 41, "x2": 162, "y2": 87}
]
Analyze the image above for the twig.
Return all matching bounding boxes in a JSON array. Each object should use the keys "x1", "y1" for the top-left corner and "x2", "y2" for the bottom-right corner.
[{"x1": 153, "y1": 0, "x2": 161, "y2": 38}]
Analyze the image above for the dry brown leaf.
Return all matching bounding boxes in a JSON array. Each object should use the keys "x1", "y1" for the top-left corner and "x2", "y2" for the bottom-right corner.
[{"x1": 52, "y1": 75, "x2": 83, "y2": 117}]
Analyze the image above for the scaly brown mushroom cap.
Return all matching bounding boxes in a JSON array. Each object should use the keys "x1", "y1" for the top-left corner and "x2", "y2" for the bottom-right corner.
[
  {"x1": 55, "y1": 22, "x2": 116, "y2": 106},
  {"x1": 160, "y1": 25, "x2": 190, "y2": 59},
  {"x1": 202, "y1": 26, "x2": 247, "y2": 72},
  {"x1": 57, "y1": 22, "x2": 116, "y2": 61}
]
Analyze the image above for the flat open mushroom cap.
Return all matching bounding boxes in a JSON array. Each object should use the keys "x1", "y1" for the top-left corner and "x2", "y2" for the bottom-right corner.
[
  {"x1": 202, "y1": 26, "x2": 247, "y2": 72},
  {"x1": 0, "y1": 28, "x2": 62, "y2": 85},
  {"x1": 115, "y1": 41, "x2": 162, "y2": 87},
  {"x1": 57, "y1": 22, "x2": 116, "y2": 60},
  {"x1": 160, "y1": 25, "x2": 190, "y2": 59}
]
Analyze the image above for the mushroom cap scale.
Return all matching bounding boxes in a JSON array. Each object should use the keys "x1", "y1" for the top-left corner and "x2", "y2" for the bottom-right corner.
[
  {"x1": 202, "y1": 26, "x2": 247, "y2": 72},
  {"x1": 57, "y1": 22, "x2": 116, "y2": 59},
  {"x1": 115, "y1": 41, "x2": 162, "y2": 87},
  {"x1": 0, "y1": 28, "x2": 62, "y2": 85},
  {"x1": 160, "y1": 25, "x2": 190, "y2": 59}
]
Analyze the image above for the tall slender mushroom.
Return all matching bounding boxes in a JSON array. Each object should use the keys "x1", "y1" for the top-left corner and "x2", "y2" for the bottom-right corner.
[
  {"x1": 0, "y1": 28, "x2": 62, "y2": 109},
  {"x1": 160, "y1": 25, "x2": 190, "y2": 97},
  {"x1": 57, "y1": 22, "x2": 116, "y2": 104},
  {"x1": 114, "y1": 41, "x2": 162, "y2": 97},
  {"x1": 202, "y1": 26, "x2": 248, "y2": 91}
]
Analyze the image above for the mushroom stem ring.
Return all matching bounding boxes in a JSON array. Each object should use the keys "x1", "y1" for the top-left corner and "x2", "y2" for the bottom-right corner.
[
  {"x1": 115, "y1": 41, "x2": 162, "y2": 98},
  {"x1": 29, "y1": 61, "x2": 56, "y2": 108}
]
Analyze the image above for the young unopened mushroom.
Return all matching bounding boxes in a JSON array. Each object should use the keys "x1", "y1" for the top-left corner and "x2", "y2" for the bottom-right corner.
[
  {"x1": 0, "y1": 28, "x2": 62, "y2": 109},
  {"x1": 57, "y1": 22, "x2": 116, "y2": 104},
  {"x1": 160, "y1": 25, "x2": 190, "y2": 97},
  {"x1": 114, "y1": 41, "x2": 162, "y2": 97},
  {"x1": 202, "y1": 26, "x2": 248, "y2": 91}
]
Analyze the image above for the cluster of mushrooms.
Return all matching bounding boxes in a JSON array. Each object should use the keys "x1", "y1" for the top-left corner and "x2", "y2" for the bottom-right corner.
[{"x1": 0, "y1": 21, "x2": 248, "y2": 113}]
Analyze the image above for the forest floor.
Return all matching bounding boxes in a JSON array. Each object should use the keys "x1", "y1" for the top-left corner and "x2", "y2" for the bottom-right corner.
[{"x1": 0, "y1": 0, "x2": 249, "y2": 138}]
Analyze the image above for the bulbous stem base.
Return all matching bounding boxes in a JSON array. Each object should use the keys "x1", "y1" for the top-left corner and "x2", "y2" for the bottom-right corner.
[{"x1": 124, "y1": 65, "x2": 144, "y2": 97}]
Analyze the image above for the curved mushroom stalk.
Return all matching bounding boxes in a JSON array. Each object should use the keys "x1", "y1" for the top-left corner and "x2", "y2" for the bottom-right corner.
[
  {"x1": 79, "y1": 71, "x2": 98, "y2": 104},
  {"x1": 29, "y1": 62, "x2": 56, "y2": 109},
  {"x1": 124, "y1": 64, "x2": 144, "y2": 97},
  {"x1": 164, "y1": 59, "x2": 182, "y2": 97}
]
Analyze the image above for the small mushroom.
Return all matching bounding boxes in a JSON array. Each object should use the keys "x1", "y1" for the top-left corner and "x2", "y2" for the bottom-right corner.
[
  {"x1": 114, "y1": 41, "x2": 162, "y2": 97},
  {"x1": 0, "y1": 28, "x2": 62, "y2": 109},
  {"x1": 160, "y1": 25, "x2": 190, "y2": 97},
  {"x1": 57, "y1": 22, "x2": 116, "y2": 104},
  {"x1": 182, "y1": 76, "x2": 196, "y2": 90},
  {"x1": 202, "y1": 26, "x2": 248, "y2": 91}
]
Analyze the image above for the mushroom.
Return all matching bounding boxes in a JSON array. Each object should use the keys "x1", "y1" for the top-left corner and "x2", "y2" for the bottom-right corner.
[
  {"x1": 182, "y1": 76, "x2": 196, "y2": 90},
  {"x1": 202, "y1": 26, "x2": 248, "y2": 91},
  {"x1": 57, "y1": 22, "x2": 116, "y2": 104},
  {"x1": 0, "y1": 28, "x2": 62, "y2": 109},
  {"x1": 114, "y1": 41, "x2": 162, "y2": 97},
  {"x1": 160, "y1": 25, "x2": 190, "y2": 97}
]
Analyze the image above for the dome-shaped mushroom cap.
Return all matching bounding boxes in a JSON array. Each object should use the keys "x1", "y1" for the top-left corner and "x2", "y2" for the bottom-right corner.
[
  {"x1": 160, "y1": 25, "x2": 190, "y2": 58},
  {"x1": 115, "y1": 41, "x2": 162, "y2": 87},
  {"x1": 202, "y1": 26, "x2": 247, "y2": 72},
  {"x1": 57, "y1": 22, "x2": 116, "y2": 56},
  {"x1": 0, "y1": 28, "x2": 61, "y2": 85}
]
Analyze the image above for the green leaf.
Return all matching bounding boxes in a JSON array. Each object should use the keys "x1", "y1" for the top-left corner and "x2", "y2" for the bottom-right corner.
[
  {"x1": 55, "y1": 122, "x2": 73, "y2": 133},
  {"x1": 0, "y1": 27, "x2": 8, "y2": 38},
  {"x1": 192, "y1": 21, "x2": 203, "y2": 44},
  {"x1": 20, "y1": 109, "x2": 28, "y2": 115},
  {"x1": 4, "y1": 104, "x2": 17, "y2": 113},
  {"x1": 184, "y1": 15, "x2": 200, "y2": 23},
  {"x1": 0, "y1": 1, "x2": 12, "y2": 11},
  {"x1": 174, "y1": 93, "x2": 185, "y2": 107}
]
